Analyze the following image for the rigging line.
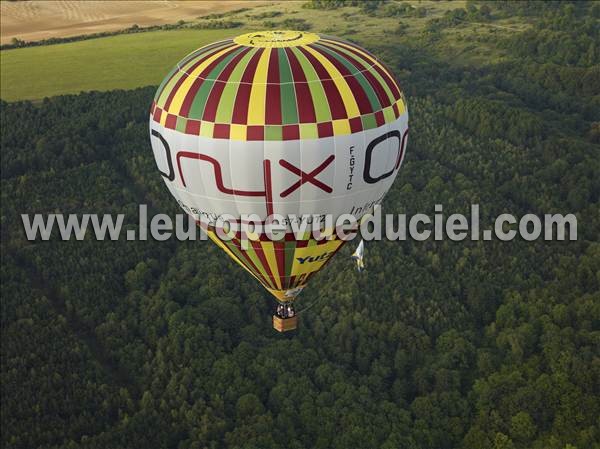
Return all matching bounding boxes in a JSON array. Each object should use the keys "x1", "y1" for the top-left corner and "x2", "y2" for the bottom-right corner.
[
  {"x1": 296, "y1": 291, "x2": 328, "y2": 315},
  {"x1": 296, "y1": 256, "x2": 363, "y2": 315}
]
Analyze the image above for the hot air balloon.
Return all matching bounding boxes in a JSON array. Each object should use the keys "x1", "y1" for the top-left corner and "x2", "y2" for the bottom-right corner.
[{"x1": 149, "y1": 30, "x2": 408, "y2": 332}]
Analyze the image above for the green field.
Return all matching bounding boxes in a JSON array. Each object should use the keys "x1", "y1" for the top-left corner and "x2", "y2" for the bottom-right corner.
[
  {"x1": 0, "y1": 1, "x2": 489, "y2": 102},
  {"x1": 0, "y1": 29, "x2": 245, "y2": 102}
]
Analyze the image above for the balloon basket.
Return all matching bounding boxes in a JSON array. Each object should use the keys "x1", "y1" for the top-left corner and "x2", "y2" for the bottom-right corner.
[{"x1": 272, "y1": 315, "x2": 298, "y2": 332}]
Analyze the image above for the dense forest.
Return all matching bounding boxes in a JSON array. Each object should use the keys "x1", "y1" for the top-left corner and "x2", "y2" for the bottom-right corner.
[{"x1": 1, "y1": 1, "x2": 599, "y2": 449}]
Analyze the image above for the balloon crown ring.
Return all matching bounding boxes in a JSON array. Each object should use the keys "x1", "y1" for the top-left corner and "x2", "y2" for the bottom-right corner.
[{"x1": 234, "y1": 30, "x2": 320, "y2": 48}]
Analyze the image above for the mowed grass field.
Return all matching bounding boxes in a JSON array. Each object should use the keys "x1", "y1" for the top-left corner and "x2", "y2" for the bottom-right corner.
[
  {"x1": 0, "y1": 28, "x2": 245, "y2": 102},
  {"x1": 0, "y1": 0, "x2": 521, "y2": 103}
]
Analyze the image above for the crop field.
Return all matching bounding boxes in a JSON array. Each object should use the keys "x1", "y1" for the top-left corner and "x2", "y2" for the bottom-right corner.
[
  {"x1": 1, "y1": 0, "x2": 525, "y2": 102},
  {"x1": 0, "y1": 0, "x2": 263, "y2": 44}
]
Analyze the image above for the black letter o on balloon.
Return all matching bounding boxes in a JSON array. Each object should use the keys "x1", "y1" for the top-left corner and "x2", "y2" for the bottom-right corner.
[
  {"x1": 363, "y1": 130, "x2": 402, "y2": 184},
  {"x1": 151, "y1": 129, "x2": 175, "y2": 181}
]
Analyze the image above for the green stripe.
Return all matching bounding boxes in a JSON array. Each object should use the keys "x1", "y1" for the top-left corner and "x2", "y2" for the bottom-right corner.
[
  {"x1": 366, "y1": 65, "x2": 396, "y2": 106},
  {"x1": 223, "y1": 240, "x2": 266, "y2": 285},
  {"x1": 265, "y1": 126, "x2": 283, "y2": 140},
  {"x1": 278, "y1": 48, "x2": 299, "y2": 125},
  {"x1": 154, "y1": 65, "x2": 179, "y2": 101},
  {"x1": 284, "y1": 242, "x2": 297, "y2": 283},
  {"x1": 178, "y1": 41, "x2": 231, "y2": 67},
  {"x1": 214, "y1": 47, "x2": 259, "y2": 124},
  {"x1": 291, "y1": 47, "x2": 331, "y2": 123},
  {"x1": 361, "y1": 113, "x2": 377, "y2": 130},
  {"x1": 188, "y1": 80, "x2": 214, "y2": 119},
  {"x1": 322, "y1": 40, "x2": 396, "y2": 107},
  {"x1": 244, "y1": 245, "x2": 273, "y2": 287},
  {"x1": 156, "y1": 42, "x2": 232, "y2": 107},
  {"x1": 314, "y1": 43, "x2": 382, "y2": 111},
  {"x1": 383, "y1": 106, "x2": 395, "y2": 122},
  {"x1": 186, "y1": 46, "x2": 246, "y2": 119},
  {"x1": 206, "y1": 46, "x2": 246, "y2": 81},
  {"x1": 175, "y1": 117, "x2": 186, "y2": 132},
  {"x1": 156, "y1": 71, "x2": 186, "y2": 107}
]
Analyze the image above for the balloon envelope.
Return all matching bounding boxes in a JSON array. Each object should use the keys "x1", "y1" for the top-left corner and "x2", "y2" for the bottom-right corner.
[{"x1": 149, "y1": 30, "x2": 408, "y2": 302}]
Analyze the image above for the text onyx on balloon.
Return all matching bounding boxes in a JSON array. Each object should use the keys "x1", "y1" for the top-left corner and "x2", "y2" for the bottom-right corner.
[{"x1": 151, "y1": 128, "x2": 408, "y2": 195}]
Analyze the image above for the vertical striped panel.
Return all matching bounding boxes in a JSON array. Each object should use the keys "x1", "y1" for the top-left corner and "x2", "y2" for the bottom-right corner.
[
  {"x1": 231, "y1": 48, "x2": 264, "y2": 124},
  {"x1": 247, "y1": 48, "x2": 272, "y2": 125}
]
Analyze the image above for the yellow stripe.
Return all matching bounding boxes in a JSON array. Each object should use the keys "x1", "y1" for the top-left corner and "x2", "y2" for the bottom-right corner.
[
  {"x1": 230, "y1": 124, "x2": 247, "y2": 140},
  {"x1": 267, "y1": 287, "x2": 295, "y2": 302},
  {"x1": 261, "y1": 241, "x2": 283, "y2": 290},
  {"x1": 157, "y1": 42, "x2": 229, "y2": 107},
  {"x1": 326, "y1": 39, "x2": 378, "y2": 66},
  {"x1": 159, "y1": 110, "x2": 167, "y2": 126},
  {"x1": 332, "y1": 119, "x2": 351, "y2": 135},
  {"x1": 326, "y1": 39, "x2": 399, "y2": 98},
  {"x1": 396, "y1": 98, "x2": 406, "y2": 115},
  {"x1": 290, "y1": 240, "x2": 343, "y2": 276},
  {"x1": 303, "y1": 45, "x2": 360, "y2": 118},
  {"x1": 247, "y1": 48, "x2": 271, "y2": 125},
  {"x1": 199, "y1": 121, "x2": 214, "y2": 138},
  {"x1": 206, "y1": 231, "x2": 266, "y2": 287},
  {"x1": 168, "y1": 45, "x2": 236, "y2": 115},
  {"x1": 383, "y1": 106, "x2": 395, "y2": 122}
]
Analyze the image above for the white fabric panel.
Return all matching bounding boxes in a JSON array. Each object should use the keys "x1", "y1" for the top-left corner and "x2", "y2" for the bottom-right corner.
[{"x1": 149, "y1": 112, "x2": 409, "y2": 230}]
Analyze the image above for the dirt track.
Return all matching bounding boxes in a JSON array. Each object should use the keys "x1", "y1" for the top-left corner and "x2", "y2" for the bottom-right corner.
[{"x1": 0, "y1": 0, "x2": 266, "y2": 44}]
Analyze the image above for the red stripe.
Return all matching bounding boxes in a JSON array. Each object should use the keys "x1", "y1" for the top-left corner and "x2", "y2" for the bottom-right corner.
[
  {"x1": 202, "y1": 47, "x2": 252, "y2": 122},
  {"x1": 250, "y1": 240, "x2": 277, "y2": 288},
  {"x1": 217, "y1": 46, "x2": 252, "y2": 82},
  {"x1": 372, "y1": 63, "x2": 402, "y2": 100},
  {"x1": 231, "y1": 48, "x2": 264, "y2": 125},
  {"x1": 213, "y1": 123, "x2": 230, "y2": 139},
  {"x1": 319, "y1": 41, "x2": 391, "y2": 108},
  {"x1": 163, "y1": 43, "x2": 235, "y2": 111},
  {"x1": 326, "y1": 39, "x2": 401, "y2": 97},
  {"x1": 297, "y1": 46, "x2": 346, "y2": 120},
  {"x1": 179, "y1": 45, "x2": 239, "y2": 117},
  {"x1": 310, "y1": 43, "x2": 373, "y2": 115},
  {"x1": 247, "y1": 126, "x2": 264, "y2": 140},
  {"x1": 274, "y1": 242, "x2": 286, "y2": 290},
  {"x1": 229, "y1": 237, "x2": 272, "y2": 288},
  {"x1": 155, "y1": 41, "x2": 233, "y2": 105},
  {"x1": 282, "y1": 125, "x2": 300, "y2": 140},
  {"x1": 179, "y1": 40, "x2": 232, "y2": 68},
  {"x1": 154, "y1": 44, "x2": 222, "y2": 103},
  {"x1": 165, "y1": 114, "x2": 177, "y2": 129},
  {"x1": 185, "y1": 119, "x2": 201, "y2": 135},
  {"x1": 349, "y1": 116, "x2": 362, "y2": 132},
  {"x1": 284, "y1": 48, "x2": 316, "y2": 123},
  {"x1": 153, "y1": 107, "x2": 162, "y2": 122},
  {"x1": 263, "y1": 160, "x2": 274, "y2": 216},
  {"x1": 266, "y1": 49, "x2": 282, "y2": 125},
  {"x1": 325, "y1": 37, "x2": 379, "y2": 60}
]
